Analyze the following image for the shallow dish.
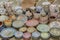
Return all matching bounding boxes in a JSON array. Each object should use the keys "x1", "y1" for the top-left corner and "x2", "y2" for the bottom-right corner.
[
  {"x1": 37, "y1": 24, "x2": 50, "y2": 32},
  {"x1": 0, "y1": 28, "x2": 16, "y2": 38}
]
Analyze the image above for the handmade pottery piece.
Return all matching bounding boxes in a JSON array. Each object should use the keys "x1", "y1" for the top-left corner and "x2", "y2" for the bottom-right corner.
[
  {"x1": 32, "y1": 31, "x2": 40, "y2": 40},
  {"x1": 0, "y1": 28, "x2": 16, "y2": 38},
  {"x1": 37, "y1": 24, "x2": 50, "y2": 32},
  {"x1": 23, "y1": 32, "x2": 31, "y2": 40}
]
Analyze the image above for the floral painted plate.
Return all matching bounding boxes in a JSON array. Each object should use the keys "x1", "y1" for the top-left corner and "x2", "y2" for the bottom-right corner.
[{"x1": 0, "y1": 28, "x2": 16, "y2": 38}]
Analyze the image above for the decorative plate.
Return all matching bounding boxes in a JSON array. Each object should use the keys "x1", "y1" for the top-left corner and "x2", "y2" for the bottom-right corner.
[
  {"x1": 37, "y1": 24, "x2": 50, "y2": 32},
  {"x1": 26, "y1": 19, "x2": 39, "y2": 26},
  {"x1": 49, "y1": 28, "x2": 60, "y2": 36},
  {"x1": 0, "y1": 28, "x2": 16, "y2": 38},
  {"x1": 12, "y1": 21, "x2": 24, "y2": 28},
  {"x1": 49, "y1": 21, "x2": 60, "y2": 28}
]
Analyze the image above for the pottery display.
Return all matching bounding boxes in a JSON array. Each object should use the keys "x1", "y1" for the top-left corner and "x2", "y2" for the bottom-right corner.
[{"x1": 0, "y1": 0, "x2": 59, "y2": 40}]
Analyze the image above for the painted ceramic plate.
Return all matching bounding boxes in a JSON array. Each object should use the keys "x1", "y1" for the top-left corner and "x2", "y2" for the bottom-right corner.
[
  {"x1": 0, "y1": 28, "x2": 16, "y2": 38},
  {"x1": 49, "y1": 21, "x2": 60, "y2": 28},
  {"x1": 12, "y1": 21, "x2": 24, "y2": 28},
  {"x1": 37, "y1": 24, "x2": 50, "y2": 32},
  {"x1": 26, "y1": 19, "x2": 39, "y2": 26},
  {"x1": 49, "y1": 28, "x2": 60, "y2": 36}
]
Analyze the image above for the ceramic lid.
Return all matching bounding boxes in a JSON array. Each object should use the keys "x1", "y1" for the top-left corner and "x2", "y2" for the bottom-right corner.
[
  {"x1": 37, "y1": 24, "x2": 50, "y2": 32},
  {"x1": 0, "y1": 28, "x2": 16, "y2": 38},
  {"x1": 49, "y1": 21, "x2": 60, "y2": 28},
  {"x1": 12, "y1": 21, "x2": 24, "y2": 28},
  {"x1": 26, "y1": 19, "x2": 39, "y2": 26},
  {"x1": 32, "y1": 31, "x2": 40, "y2": 38},
  {"x1": 41, "y1": 32, "x2": 50, "y2": 39},
  {"x1": 14, "y1": 31, "x2": 23, "y2": 38},
  {"x1": 23, "y1": 32, "x2": 31, "y2": 38},
  {"x1": 49, "y1": 28, "x2": 60, "y2": 36}
]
